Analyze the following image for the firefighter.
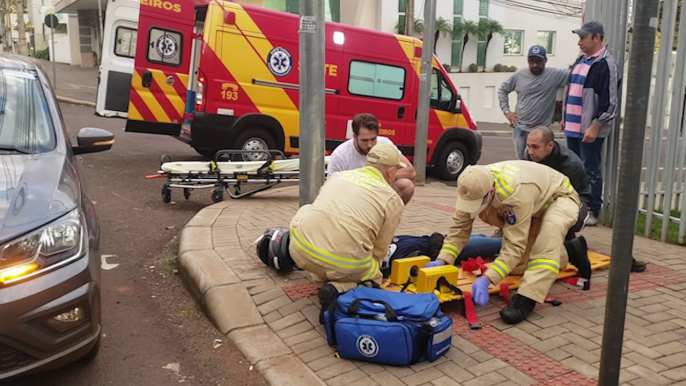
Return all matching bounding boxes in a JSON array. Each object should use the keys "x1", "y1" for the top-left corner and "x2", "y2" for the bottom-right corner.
[
  {"x1": 288, "y1": 143, "x2": 407, "y2": 323},
  {"x1": 427, "y1": 161, "x2": 591, "y2": 324}
]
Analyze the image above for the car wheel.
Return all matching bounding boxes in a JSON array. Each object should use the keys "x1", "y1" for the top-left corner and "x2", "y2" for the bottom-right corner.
[
  {"x1": 435, "y1": 142, "x2": 469, "y2": 181},
  {"x1": 233, "y1": 129, "x2": 277, "y2": 162}
]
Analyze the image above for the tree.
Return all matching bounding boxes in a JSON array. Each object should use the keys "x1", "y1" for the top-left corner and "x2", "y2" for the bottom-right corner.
[
  {"x1": 478, "y1": 18, "x2": 504, "y2": 72},
  {"x1": 396, "y1": 18, "x2": 423, "y2": 36},
  {"x1": 452, "y1": 19, "x2": 480, "y2": 72},
  {"x1": 432, "y1": 17, "x2": 453, "y2": 54}
]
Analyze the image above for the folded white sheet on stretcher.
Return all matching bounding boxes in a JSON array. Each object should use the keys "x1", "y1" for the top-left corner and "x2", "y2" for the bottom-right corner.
[{"x1": 161, "y1": 156, "x2": 331, "y2": 174}]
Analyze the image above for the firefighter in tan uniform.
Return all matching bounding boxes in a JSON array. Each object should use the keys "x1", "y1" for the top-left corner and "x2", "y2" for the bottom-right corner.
[
  {"x1": 429, "y1": 160, "x2": 590, "y2": 324},
  {"x1": 288, "y1": 143, "x2": 407, "y2": 323}
]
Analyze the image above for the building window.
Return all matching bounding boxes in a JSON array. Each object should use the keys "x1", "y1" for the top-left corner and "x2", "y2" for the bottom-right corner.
[
  {"x1": 503, "y1": 30, "x2": 524, "y2": 55},
  {"x1": 398, "y1": 0, "x2": 407, "y2": 34},
  {"x1": 451, "y1": 0, "x2": 463, "y2": 68},
  {"x1": 538, "y1": 31, "x2": 556, "y2": 55},
  {"x1": 264, "y1": 0, "x2": 340, "y2": 22},
  {"x1": 479, "y1": 0, "x2": 489, "y2": 17},
  {"x1": 348, "y1": 60, "x2": 406, "y2": 101},
  {"x1": 147, "y1": 27, "x2": 183, "y2": 66},
  {"x1": 114, "y1": 27, "x2": 137, "y2": 58}
]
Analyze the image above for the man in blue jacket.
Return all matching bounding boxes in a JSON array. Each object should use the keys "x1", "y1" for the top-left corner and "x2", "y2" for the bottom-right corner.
[{"x1": 561, "y1": 21, "x2": 620, "y2": 226}]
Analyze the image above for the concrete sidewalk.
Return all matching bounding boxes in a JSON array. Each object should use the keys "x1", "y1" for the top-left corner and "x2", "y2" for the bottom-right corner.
[
  {"x1": 36, "y1": 59, "x2": 98, "y2": 106},
  {"x1": 177, "y1": 182, "x2": 686, "y2": 386}
]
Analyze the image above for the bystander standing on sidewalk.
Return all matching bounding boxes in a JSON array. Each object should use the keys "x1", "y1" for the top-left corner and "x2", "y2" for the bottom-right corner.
[
  {"x1": 498, "y1": 45, "x2": 570, "y2": 160},
  {"x1": 560, "y1": 21, "x2": 621, "y2": 226}
]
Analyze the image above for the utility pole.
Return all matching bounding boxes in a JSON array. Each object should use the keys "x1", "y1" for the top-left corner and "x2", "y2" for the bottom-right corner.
[
  {"x1": 405, "y1": 0, "x2": 414, "y2": 36},
  {"x1": 0, "y1": 0, "x2": 5, "y2": 52},
  {"x1": 16, "y1": 0, "x2": 27, "y2": 55},
  {"x1": 413, "y1": 0, "x2": 436, "y2": 186},
  {"x1": 298, "y1": 0, "x2": 326, "y2": 207},
  {"x1": 597, "y1": 0, "x2": 658, "y2": 383}
]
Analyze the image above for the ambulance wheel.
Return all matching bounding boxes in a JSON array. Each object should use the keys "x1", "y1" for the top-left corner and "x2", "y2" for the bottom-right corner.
[
  {"x1": 436, "y1": 141, "x2": 468, "y2": 181},
  {"x1": 212, "y1": 188, "x2": 224, "y2": 203},
  {"x1": 162, "y1": 186, "x2": 171, "y2": 203},
  {"x1": 233, "y1": 129, "x2": 277, "y2": 162}
]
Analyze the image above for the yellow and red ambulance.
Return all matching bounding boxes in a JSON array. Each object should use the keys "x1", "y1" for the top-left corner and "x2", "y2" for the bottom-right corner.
[{"x1": 124, "y1": 0, "x2": 482, "y2": 180}]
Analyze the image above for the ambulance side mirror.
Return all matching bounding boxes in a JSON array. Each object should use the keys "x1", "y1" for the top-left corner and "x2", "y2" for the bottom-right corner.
[{"x1": 452, "y1": 94, "x2": 463, "y2": 114}]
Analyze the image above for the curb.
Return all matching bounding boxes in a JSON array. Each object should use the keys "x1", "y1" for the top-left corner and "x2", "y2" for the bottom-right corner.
[
  {"x1": 56, "y1": 95, "x2": 96, "y2": 107},
  {"x1": 177, "y1": 203, "x2": 326, "y2": 386},
  {"x1": 479, "y1": 130, "x2": 565, "y2": 139}
]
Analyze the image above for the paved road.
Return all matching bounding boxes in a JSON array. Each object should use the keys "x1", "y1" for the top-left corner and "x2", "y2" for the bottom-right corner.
[{"x1": 1, "y1": 104, "x2": 267, "y2": 386}]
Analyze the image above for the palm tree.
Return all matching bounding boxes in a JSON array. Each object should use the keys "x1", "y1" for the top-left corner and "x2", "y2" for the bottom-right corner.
[
  {"x1": 432, "y1": 17, "x2": 453, "y2": 54},
  {"x1": 452, "y1": 19, "x2": 480, "y2": 72},
  {"x1": 396, "y1": 18, "x2": 423, "y2": 36},
  {"x1": 478, "y1": 18, "x2": 504, "y2": 72}
]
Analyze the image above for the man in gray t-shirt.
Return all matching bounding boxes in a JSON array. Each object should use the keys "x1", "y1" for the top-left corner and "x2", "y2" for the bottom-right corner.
[{"x1": 498, "y1": 45, "x2": 570, "y2": 160}]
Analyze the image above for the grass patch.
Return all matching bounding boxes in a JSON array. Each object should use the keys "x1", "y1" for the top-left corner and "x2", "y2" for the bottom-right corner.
[
  {"x1": 161, "y1": 253, "x2": 179, "y2": 277},
  {"x1": 181, "y1": 302, "x2": 202, "y2": 318},
  {"x1": 634, "y1": 209, "x2": 686, "y2": 246}
]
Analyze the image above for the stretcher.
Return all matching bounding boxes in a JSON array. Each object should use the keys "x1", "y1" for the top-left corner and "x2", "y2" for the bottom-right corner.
[
  {"x1": 381, "y1": 251, "x2": 611, "y2": 329},
  {"x1": 146, "y1": 150, "x2": 330, "y2": 203}
]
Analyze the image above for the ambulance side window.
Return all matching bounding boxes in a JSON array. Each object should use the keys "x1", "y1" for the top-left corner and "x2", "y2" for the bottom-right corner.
[
  {"x1": 147, "y1": 27, "x2": 183, "y2": 67},
  {"x1": 114, "y1": 27, "x2": 137, "y2": 59},
  {"x1": 430, "y1": 69, "x2": 454, "y2": 111},
  {"x1": 347, "y1": 60, "x2": 405, "y2": 101}
]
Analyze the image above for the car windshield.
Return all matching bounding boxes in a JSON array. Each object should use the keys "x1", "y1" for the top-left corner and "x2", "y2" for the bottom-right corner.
[{"x1": 0, "y1": 68, "x2": 55, "y2": 154}]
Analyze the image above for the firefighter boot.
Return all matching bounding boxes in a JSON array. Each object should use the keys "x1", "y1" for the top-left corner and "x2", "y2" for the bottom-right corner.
[
  {"x1": 631, "y1": 257, "x2": 647, "y2": 272},
  {"x1": 318, "y1": 284, "x2": 339, "y2": 325},
  {"x1": 500, "y1": 294, "x2": 537, "y2": 324},
  {"x1": 565, "y1": 236, "x2": 591, "y2": 281}
]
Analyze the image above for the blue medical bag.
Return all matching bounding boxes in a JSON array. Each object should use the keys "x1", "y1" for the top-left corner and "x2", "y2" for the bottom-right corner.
[{"x1": 323, "y1": 287, "x2": 453, "y2": 366}]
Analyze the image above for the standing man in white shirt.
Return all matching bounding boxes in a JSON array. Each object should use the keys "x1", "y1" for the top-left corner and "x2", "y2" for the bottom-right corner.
[{"x1": 328, "y1": 113, "x2": 416, "y2": 204}]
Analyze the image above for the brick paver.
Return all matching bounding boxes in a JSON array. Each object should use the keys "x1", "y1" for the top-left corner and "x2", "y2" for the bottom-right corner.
[{"x1": 184, "y1": 181, "x2": 686, "y2": 386}]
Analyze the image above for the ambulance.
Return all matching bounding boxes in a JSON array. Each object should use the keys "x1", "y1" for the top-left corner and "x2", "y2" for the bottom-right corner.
[{"x1": 97, "y1": 0, "x2": 482, "y2": 180}]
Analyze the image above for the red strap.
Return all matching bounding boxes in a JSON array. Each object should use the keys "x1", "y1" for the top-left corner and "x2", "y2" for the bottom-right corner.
[
  {"x1": 499, "y1": 283, "x2": 511, "y2": 302},
  {"x1": 462, "y1": 258, "x2": 479, "y2": 272},
  {"x1": 462, "y1": 293, "x2": 482, "y2": 330}
]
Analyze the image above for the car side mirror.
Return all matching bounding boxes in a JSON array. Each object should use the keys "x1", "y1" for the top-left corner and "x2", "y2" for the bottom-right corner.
[
  {"x1": 452, "y1": 94, "x2": 463, "y2": 114},
  {"x1": 72, "y1": 127, "x2": 115, "y2": 155}
]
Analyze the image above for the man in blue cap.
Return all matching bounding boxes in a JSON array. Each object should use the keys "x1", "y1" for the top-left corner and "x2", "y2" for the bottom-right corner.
[{"x1": 498, "y1": 45, "x2": 571, "y2": 160}]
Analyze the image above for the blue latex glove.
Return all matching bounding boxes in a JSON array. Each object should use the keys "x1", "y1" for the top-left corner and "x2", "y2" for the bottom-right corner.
[
  {"x1": 425, "y1": 259, "x2": 446, "y2": 268},
  {"x1": 471, "y1": 276, "x2": 490, "y2": 306}
]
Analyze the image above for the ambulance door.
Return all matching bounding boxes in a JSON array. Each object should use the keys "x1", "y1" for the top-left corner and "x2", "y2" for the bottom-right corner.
[
  {"x1": 95, "y1": 0, "x2": 139, "y2": 118},
  {"x1": 124, "y1": 0, "x2": 195, "y2": 136}
]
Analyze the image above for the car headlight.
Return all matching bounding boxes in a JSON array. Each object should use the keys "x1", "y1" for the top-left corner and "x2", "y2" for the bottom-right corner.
[{"x1": 0, "y1": 209, "x2": 83, "y2": 284}]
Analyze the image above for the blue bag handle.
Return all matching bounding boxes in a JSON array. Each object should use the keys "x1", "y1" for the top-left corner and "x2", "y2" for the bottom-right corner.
[{"x1": 347, "y1": 298, "x2": 398, "y2": 321}]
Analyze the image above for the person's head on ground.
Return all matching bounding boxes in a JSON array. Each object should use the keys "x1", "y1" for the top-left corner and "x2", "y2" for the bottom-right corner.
[
  {"x1": 455, "y1": 165, "x2": 496, "y2": 218},
  {"x1": 573, "y1": 21, "x2": 604, "y2": 57},
  {"x1": 366, "y1": 143, "x2": 407, "y2": 185},
  {"x1": 527, "y1": 45, "x2": 547, "y2": 76},
  {"x1": 352, "y1": 113, "x2": 381, "y2": 156},
  {"x1": 527, "y1": 126, "x2": 555, "y2": 162}
]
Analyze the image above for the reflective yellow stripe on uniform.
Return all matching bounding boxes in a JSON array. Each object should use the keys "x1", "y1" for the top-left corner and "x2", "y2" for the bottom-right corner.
[
  {"x1": 362, "y1": 166, "x2": 384, "y2": 181},
  {"x1": 563, "y1": 178, "x2": 572, "y2": 192},
  {"x1": 527, "y1": 258, "x2": 560, "y2": 274},
  {"x1": 490, "y1": 260, "x2": 511, "y2": 278},
  {"x1": 361, "y1": 259, "x2": 380, "y2": 281},
  {"x1": 440, "y1": 243, "x2": 460, "y2": 258},
  {"x1": 291, "y1": 228, "x2": 373, "y2": 270},
  {"x1": 492, "y1": 171, "x2": 514, "y2": 199}
]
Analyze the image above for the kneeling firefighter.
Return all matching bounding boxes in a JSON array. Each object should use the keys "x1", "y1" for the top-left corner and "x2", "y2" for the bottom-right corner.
[
  {"x1": 255, "y1": 143, "x2": 407, "y2": 323},
  {"x1": 428, "y1": 161, "x2": 591, "y2": 325}
]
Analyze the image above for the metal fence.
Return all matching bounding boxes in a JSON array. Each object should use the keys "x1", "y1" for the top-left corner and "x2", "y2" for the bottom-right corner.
[{"x1": 587, "y1": 0, "x2": 686, "y2": 244}]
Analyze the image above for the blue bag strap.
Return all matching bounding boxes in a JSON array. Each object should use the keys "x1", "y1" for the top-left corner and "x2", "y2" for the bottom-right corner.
[{"x1": 347, "y1": 298, "x2": 398, "y2": 321}]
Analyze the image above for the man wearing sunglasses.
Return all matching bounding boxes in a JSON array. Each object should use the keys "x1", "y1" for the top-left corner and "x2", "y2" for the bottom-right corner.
[{"x1": 427, "y1": 161, "x2": 591, "y2": 325}]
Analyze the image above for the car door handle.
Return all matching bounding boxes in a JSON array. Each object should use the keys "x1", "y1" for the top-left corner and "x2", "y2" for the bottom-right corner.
[
  {"x1": 398, "y1": 106, "x2": 405, "y2": 119},
  {"x1": 142, "y1": 71, "x2": 152, "y2": 88}
]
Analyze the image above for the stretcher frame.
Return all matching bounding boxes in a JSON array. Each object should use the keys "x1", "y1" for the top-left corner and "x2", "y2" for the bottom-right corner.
[{"x1": 147, "y1": 149, "x2": 328, "y2": 203}]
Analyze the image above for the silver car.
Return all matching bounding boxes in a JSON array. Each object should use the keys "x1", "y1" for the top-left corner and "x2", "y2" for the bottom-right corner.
[{"x1": 0, "y1": 54, "x2": 114, "y2": 380}]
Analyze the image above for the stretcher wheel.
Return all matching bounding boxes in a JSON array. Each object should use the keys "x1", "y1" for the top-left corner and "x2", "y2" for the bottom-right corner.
[
  {"x1": 211, "y1": 188, "x2": 224, "y2": 203},
  {"x1": 184, "y1": 188, "x2": 191, "y2": 200},
  {"x1": 162, "y1": 186, "x2": 171, "y2": 203}
]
